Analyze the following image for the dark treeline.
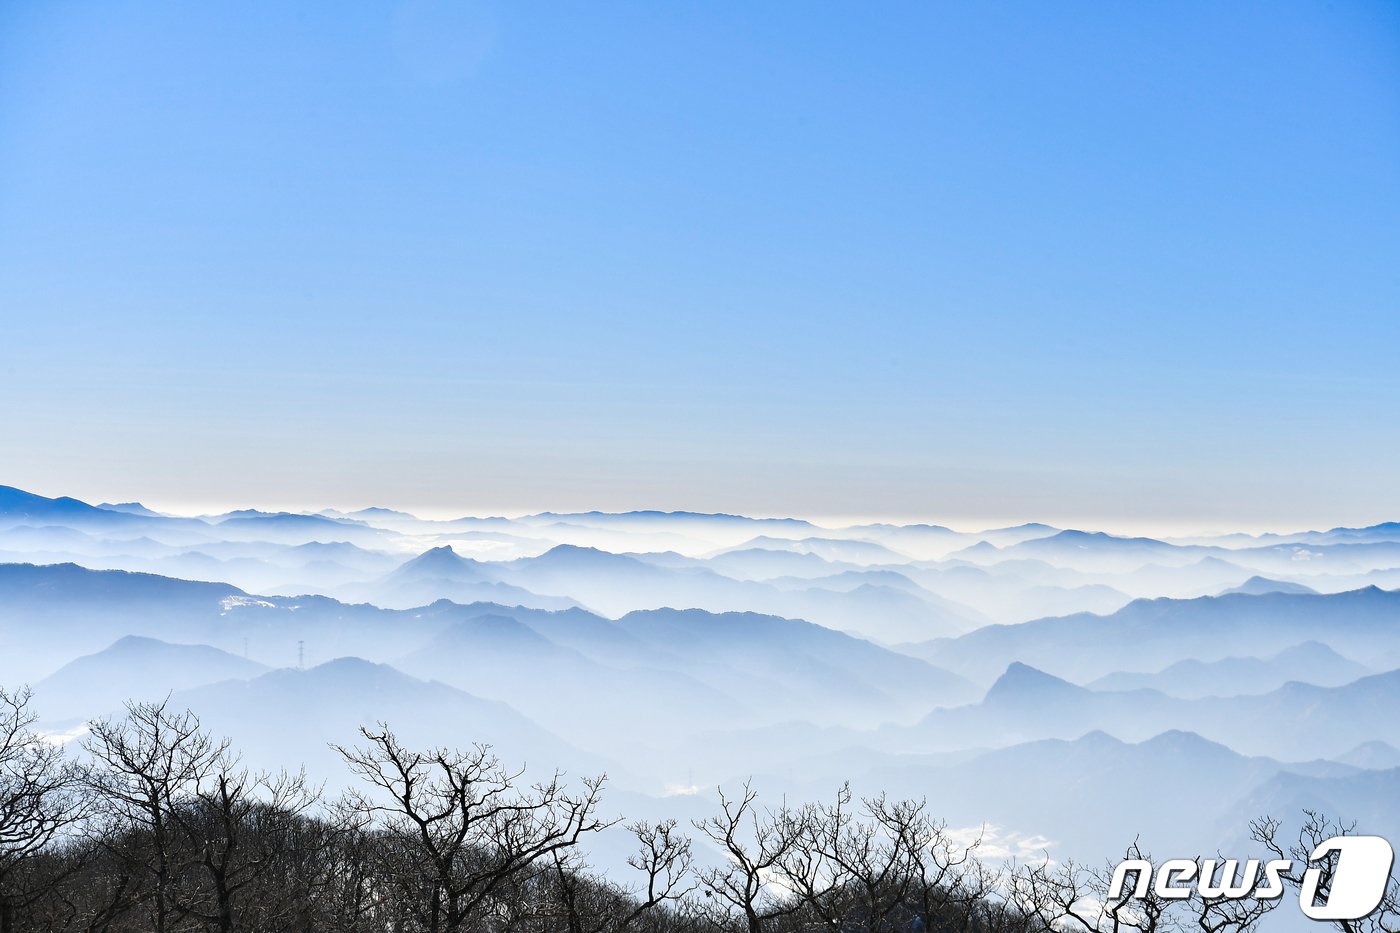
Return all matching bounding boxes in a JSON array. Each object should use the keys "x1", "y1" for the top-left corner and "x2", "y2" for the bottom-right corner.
[{"x1": 0, "y1": 686, "x2": 1391, "y2": 933}]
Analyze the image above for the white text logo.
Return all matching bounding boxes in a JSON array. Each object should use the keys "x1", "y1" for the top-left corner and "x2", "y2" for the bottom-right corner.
[{"x1": 1108, "y1": 836, "x2": 1395, "y2": 921}]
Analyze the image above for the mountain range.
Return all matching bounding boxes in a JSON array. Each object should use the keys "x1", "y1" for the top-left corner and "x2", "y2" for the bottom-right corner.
[{"x1": 3, "y1": 484, "x2": 1399, "y2": 882}]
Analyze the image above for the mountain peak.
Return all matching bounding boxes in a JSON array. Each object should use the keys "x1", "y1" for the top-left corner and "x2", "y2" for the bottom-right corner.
[
  {"x1": 544, "y1": 543, "x2": 599, "y2": 555},
  {"x1": 1222, "y1": 575, "x2": 1317, "y2": 596},
  {"x1": 0, "y1": 485, "x2": 108, "y2": 518},
  {"x1": 382, "y1": 545, "x2": 492, "y2": 586},
  {"x1": 107, "y1": 634, "x2": 169, "y2": 652},
  {"x1": 97, "y1": 501, "x2": 163, "y2": 517},
  {"x1": 1042, "y1": 529, "x2": 1172, "y2": 548},
  {"x1": 1336, "y1": 740, "x2": 1400, "y2": 770},
  {"x1": 983, "y1": 661, "x2": 1084, "y2": 706},
  {"x1": 530, "y1": 544, "x2": 643, "y2": 567},
  {"x1": 1138, "y1": 729, "x2": 1239, "y2": 760}
]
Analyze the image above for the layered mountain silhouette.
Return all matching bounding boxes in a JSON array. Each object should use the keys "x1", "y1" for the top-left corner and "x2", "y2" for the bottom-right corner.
[
  {"x1": 33, "y1": 635, "x2": 268, "y2": 721},
  {"x1": 2, "y1": 561, "x2": 974, "y2": 741},
  {"x1": 0, "y1": 485, "x2": 148, "y2": 528},
  {"x1": 349, "y1": 544, "x2": 579, "y2": 611},
  {"x1": 4, "y1": 484, "x2": 1399, "y2": 878},
  {"x1": 171, "y1": 658, "x2": 602, "y2": 779},
  {"x1": 906, "y1": 587, "x2": 1400, "y2": 682},
  {"x1": 1220, "y1": 575, "x2": 1318, "y2": 596},
  {"x1": 895, "y1": 661, "x2": 1400, "y2": 760},
  {"x1": 1088, "y1": 641, "x2": 1369, "y2": 698}
]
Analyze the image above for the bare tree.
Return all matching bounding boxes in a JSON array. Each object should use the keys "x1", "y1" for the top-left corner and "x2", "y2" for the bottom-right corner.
[
  {"x1": 877, "y1": 800, "x2": 1004, "y2": 932},
  {"x1": 1011, "y1": 842, "x2": 1175, "y2": 933},
  {"x1": 1252, "y1": 810, "x2": 1400, "y2": 933},
  {"x1": 1183, "y1": 852, "x2": 1279, "y2": 933},
  {"x1": 167, "y1": 761, "x2": 324, "y2": 933},
  {"x1": 302, "y1": 797, "x2": 382, "y2": 933},
  {"x1": 551, "y1": 818, "x2": 696, "y2": 933},
  {"x1": 775, "y1": 785, "x2": 859, "y2": 931},
  {"x1": 693, "y1": 783, "x2": 802, "y2": 933},
  {"x1": 624, "y1": 819, "x2": 697, "y2": 924},
  {"x1": 1011, "y1": 838, "x2": 1279, "y2": 933},
  {"x1": 82, "y1": 698, "x2": 224, "y2": 933},
  {"x1": 3, "y1": 688, "x2": 1347, "y2": 933},
  {"x1": 783, "y1": 788, "x2": 1000, "y2": 932},
  {"x1": 336, "y1": 724, "x2": 614, "y2": 933},
  {"x1": 0, "y1": 686, "x2": 85, "y2": 933}
]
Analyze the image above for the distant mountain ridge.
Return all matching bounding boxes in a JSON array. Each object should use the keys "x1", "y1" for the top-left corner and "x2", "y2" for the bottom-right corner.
[
  {"x1": 171, "y1": 657, "x2": 603, "y2": 780},
  {"x1": 1, "y1": 561, "x2": 976, "y2": 736},
  {"x1": 0, "y1": 485, "x2": 148, "y2": 528},
  {"x1": 34, "y1": 635, "x2": 268, "y2": 721},
  {"x1": 1088, "y1": 641, "x2": 1369, "y2": 698},
  {"x1": 907, "y1": 586, "x2": 1400, "y2": 682},
  {"x1": 897, "y1": 660, "x2": 1400, "y2": 760},
  {"x1": 1220, "y1": 575, "x2": 1317, "y2": 596}
]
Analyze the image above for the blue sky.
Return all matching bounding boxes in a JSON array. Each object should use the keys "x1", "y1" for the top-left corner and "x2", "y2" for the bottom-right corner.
[{"x1": 1, "y1": 1, "x2": 1397, "y2": 530}]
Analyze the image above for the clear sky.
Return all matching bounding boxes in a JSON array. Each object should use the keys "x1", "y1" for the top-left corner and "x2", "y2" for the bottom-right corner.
[{"x1": 1, "y1": 1, "x2": 1397, "y2": 531}]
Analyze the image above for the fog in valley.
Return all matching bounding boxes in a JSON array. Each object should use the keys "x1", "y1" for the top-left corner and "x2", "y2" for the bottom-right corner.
[{"x1": 2, "y1": 484, "x2": 1399, "y2": 931}]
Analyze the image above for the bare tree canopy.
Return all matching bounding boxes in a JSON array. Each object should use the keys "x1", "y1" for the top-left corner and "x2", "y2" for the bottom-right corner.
[{"x1": 0, "y1": 687, "x2": 1377, "y2": 933}]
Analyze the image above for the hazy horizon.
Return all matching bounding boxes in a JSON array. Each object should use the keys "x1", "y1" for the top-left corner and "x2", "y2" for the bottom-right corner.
[
  {"x1": 4, "y1": 1, "x2": 1398, "y2": 530},
  {"x1": 7, "y1": 480, "x2": 1397, "y2": 541}
]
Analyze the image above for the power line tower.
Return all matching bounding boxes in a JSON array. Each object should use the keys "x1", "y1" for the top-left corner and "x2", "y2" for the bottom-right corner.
[{"x1": 297, "y1": 640, "x2": 305, "y2": 671}]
